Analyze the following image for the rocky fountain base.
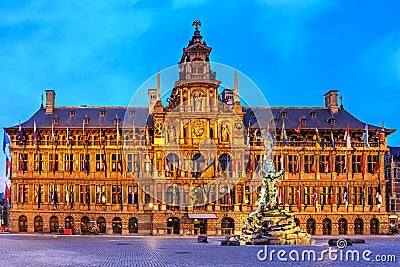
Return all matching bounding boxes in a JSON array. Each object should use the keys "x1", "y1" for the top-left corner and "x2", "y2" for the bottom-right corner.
[{"x1": 238, "y1": 208, "x2": 312, "y2": 245}]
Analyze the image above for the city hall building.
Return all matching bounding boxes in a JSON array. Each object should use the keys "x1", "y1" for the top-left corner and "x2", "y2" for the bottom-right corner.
[{"x1": 4, "y1": 23, "x2": 395, "y2": 236}]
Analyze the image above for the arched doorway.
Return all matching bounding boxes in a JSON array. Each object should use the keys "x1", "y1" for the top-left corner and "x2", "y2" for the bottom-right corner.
[
  {"x1": 65, "y1": 216, "x2": 74, "y2": 230},
  {"x1": 167, "y1": 217, "x2": 180, "y2": 234},
  {"x1": 34, "y1": 216, "x2": 43, "y2": 232},
  {"x1": 294, "y1": 218, "x2": 301, "y2": 227},
  {"x1": 112, "y1": 217, "x2": 122, "y2": 234},
  {"x1": 129, "y1": 217, "x2": 138, "y2": 233},
  {"x1": 322, "y1": 218, "x2": 332, "y2": 235},
  {"x1": 19, "y1": 215, "x2": 28, "y2": 232},
  {"x1": 370, "y1": 218, "x2": 379, "y2": 235},
  {"x1": 194, "y1": 219, "x2": 207, "y2": 235},
  {"x1": 338, "y1": 218, "x2": 348, "y2": 235},
  {"x1": 97, "y1": 217, "x2": 106, "y2": 233},
  {"x1": 221, "y1": 217, "x2": 234, "y2": 235},
  {"x1": 81, "y1": 216, "x2": 90, "y2": 233},
  {"x1": 50, "y1": 216, "x2": 59, "y2": 233},
  {"x1": 354, "y1": 218, "x2": 364, "y2": 235},
  {"x1": 306, "y1": 218, "x2": 316, "y2": 235}
]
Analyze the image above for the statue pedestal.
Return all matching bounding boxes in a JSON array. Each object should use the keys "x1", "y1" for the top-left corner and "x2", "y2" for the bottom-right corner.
[{"x1": 235, "y1": 208, "x2": 311, "y2": 245}]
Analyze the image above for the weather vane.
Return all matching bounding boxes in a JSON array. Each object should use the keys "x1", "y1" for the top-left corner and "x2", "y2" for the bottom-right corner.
[{"x1": 192, "y1": 20, "x2": 201, "y2": 30}]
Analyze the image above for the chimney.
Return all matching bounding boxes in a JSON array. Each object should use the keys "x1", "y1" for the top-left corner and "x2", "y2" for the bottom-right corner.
[
  {"x1": 324, "y1": 90, "x2": 338, "y2": 114},
  {"x1": 45, "y1": 89, "x2": 56, "y2": 114}
]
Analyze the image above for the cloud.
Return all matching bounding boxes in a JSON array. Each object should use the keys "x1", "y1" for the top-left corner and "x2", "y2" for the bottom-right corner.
[{"x1": 254, "y1": 0, "x2": 339, "y2": 60}]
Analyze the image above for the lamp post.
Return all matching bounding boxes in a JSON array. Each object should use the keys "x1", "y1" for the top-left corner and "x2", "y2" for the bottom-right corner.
[{"x1": 149, "y1": 202, "x2": 154, "y2": 235}]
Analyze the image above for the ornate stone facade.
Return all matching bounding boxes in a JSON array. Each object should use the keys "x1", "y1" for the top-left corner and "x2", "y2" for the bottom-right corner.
[{"x1": 4, "y1": 23, "x2": 394, "y2": 236}]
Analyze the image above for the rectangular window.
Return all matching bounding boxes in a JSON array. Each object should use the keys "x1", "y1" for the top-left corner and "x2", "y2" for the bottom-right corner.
[
  {"x1": 367, "y1": 155, "x2": 378, "y2": 173},
  {"x1": 304, "y1": 186, "x2": 313, "y2": 205},
  {"x1": 127, "y1": 153, "x2": 133, "y2": 173},
  {"x1": 64, "y1": 154, "x2": 74, "y2": 172},
  {"x1": 80, "y1": 185, "x2": 90, "y2": 204},
  {"x1": 49, "y1": 154, "x2": 59, "y2": 172},
  {"x1": 112, "y1": 185, "x2": 122, "y2": 204},
  {"x1": 335, "y1": 155, "x2": 346, "y2": 174},
  {"x1": 244, "y1": 186, "x2": 251, "y2": 205},
  {"x1": 111, "y1": 154, "x2": 121, "y2": 172},
  {"x1": 304, "y1": 155, "x2": 314, "y2": 173},
  {"x1": 34, "y1": 153, "x2": 43, "y2": 172},
  {"x1": 80, "y1": 154, "x2": 90, "y2": 172},
  {"x1": 144, "y1": 193, "x2": 151, "y2": 204},
  {"x1": 319, "y1": 155, "x2": 329, "y2": 173},
  {"x1": 367, "y1": 187, "x2": 374, "y2": 205},
  {"x1": 144, "y1": 154, "x2": 151, "y2": 173},
  {"x1": 320, "y1": 186, "x2": 329, "y2": 205},
  {"x1": 34, "y1": 184, "x2": 44, "y2": 204},
  {"x1": 336, "y1": 187, "x2": 344, "y2": 205},
  {"x1": 353, "y1": 186, "x2": 362, "y2": 205},
  {"x1": 288, "y1": 186, "x2": 296, "y2": 205},
  {"x1": 288, "y1": 155, "x2": 297, "y2": 174},
  {"x1": 128, "y1": 185, "x2": 138, "y2": 204},
  {"x1": 18, "y1": 153, "x2": 28, "y2": 172},
  {"x1": 352, "y1": 155, "x2": 362, "y2": 173},
  {"x1": 96, "y1": 185, "x2": 106, "y2": 204}
]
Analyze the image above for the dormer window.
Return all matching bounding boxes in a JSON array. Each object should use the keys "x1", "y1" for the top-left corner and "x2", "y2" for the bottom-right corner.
[
  {"x1": 53, "y1": 117, "x2": 59, "y2": 124},
  {"x1": 114, "y1": 117, "x2": 120, "y2": 126},
  {"x1": 83, "y1": 118, "x2": 89, "y2": 125},
  {"x1": 309, "y1": 110, "x2": 316, "y2": 118},
  {"x1": 70, "y1": 109, "x2": 75, "y2": 117},
  {"x1": 99, "y1": 110, "x2": 105, "y2": 117},
  {"x1": 129, "y1": 109, "x2": 134, "y2": 116},
  {"x1": 272, "y1": 117, "x2": 277, "y2": 125},
  {"x1": 301, "y1": 117, "x2": 307, "y2": 125},
  {"x1": 327, "y1": 117, "x2": 336, "y2": 125},
  {"x1": 280, "y1": 110, "x2": 286, "y2": 118}
]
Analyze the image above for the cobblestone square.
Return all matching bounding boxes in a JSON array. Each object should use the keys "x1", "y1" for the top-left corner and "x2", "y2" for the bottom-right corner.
[{"x1": 0, "y1": 234, "x2": 399, "y2": 267}]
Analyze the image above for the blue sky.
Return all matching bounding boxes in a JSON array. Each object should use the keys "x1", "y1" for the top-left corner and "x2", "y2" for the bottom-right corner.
[{"x1": 1, "y1": 0, "x2": 400, "y2": 190}]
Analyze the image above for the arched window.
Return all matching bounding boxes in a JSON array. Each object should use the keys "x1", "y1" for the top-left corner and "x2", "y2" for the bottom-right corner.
[
  {"x1": 221, "y1": 217, "x2": 234, "y2": 235},
  {"x1": 19, "y1": 215, "x2": 28, "y2": 232},
  {"x1": 218, "y1": 154, "x2": 231, "y2": 172},
  {"x1": 50, "y1": 216, "x2": 59, "y2": 233},
  {"x1": 34, "y1": 216, "x2": 43, "y2": 233},
  {"x1": 65, "y1": 216, "x2": 74, "y2": 230},
  {"x1": 192, "y1": 153, "x2": 205, "y2": 178},
  {"x1": 129, "y1": 217, "x2": 138, "y2": 233},
  {"x1": 370, "y1": 218, "x2": 379, "y2": 235},
  {"x1": 112, "y1": 217, "x2": 122, "y2": 234},
  {"x1": 322, "y1": 218, "x2": 331, "y2": 235},
  {"x1": 97, "y1": 217, "x2": 106, "y2": 233},
  {"x1": 338, "y1": 218, "x2": 347, "y2": 235},
  {"x1": 166, "y1": 153, "x2": 179, "y2": 177},
  {"x1": 167, "y1": 217, "x2": 180, "y2": 234},
  {"x1": 354, "y1": 218, "x2": 364, "y2": 235},
  {"x1": 294, "y1": 218, "x2": 301, "y2": 227},
  {"x1": 81, "y1": 216, "x2": 90, "y2": 233},
  {"x1": 306, "y1": 218, "x2": 316, "y2": 235}
]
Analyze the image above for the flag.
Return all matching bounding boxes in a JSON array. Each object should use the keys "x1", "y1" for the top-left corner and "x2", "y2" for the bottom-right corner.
[
  {"x1": 294, "y1": 155, "x2": 299, "y2": 175},
  {"x1": 116, "y1": 117, "x2": 121, "y2": 144},
  {"x1": 329, "y1": 131, "x2": 335, "y2": 148},
  {"x1": 3, "y1": 131, "x2": 10, "y2": 154},
  {"x1": 374, "y1": 149, "x2": 381, "y2": 174},
  {"x1": 4, "y1": 184, "x2": 10, "y2": 209},
  {"x1": 116, "y1": 186, "x2": 120, "y2": 210},
  {"x1": 278, "y1": 187, "x2": 283, "y2": 205},
  {"x1": 376, "y1": 182, "x2": 382, "y2": 209},
  {"x1": 313, "y1": 127, "x2": 321, "y2": 148},
  {"x1": 172, "y1": 184, "x2": 178, "y2": 206},
  {"x1": 379, "y1": 122, "x2": 385, "y2": 144},
  {"x1": 246, "y1": 120, "x2": 251, "y2": 147},
  {"x1": 5, "y1": 155, "x2": 11, "y2": 177},
  {"x1": 343, "y1": 154, "x2": 347, "y2": 173},
  {"x1": 51, "y1": 122, "x2": 55, "y2": 144},
  {"x1": 37, "y1": 184, "x2": 41, "y2": 209},
  {"x1": 296, "y1": 186, "x2": 301, "y2": 211},
  {"x1": 344, "y1": 123, "x2": 351, "y2": 149},
  {"x1": 294, "y1": 115, "x2": 302, "y2": 134},
  {"x1": 310, "y1": 155, "x2": 316, "y2": 173},
  {"x1": 360, "y1": 150, "x2": 365, "y2": 175},
  {"x1": 343, "y1": 184, "x2": 348, "y2": 206},
  {"x1": 279, "y1": 150, "x2": 284, "y2": 171},
  {"x1": 18, "y1": 123, "x2": 23, "y2": 142},
  {"x1": 65, "y1": 184, "x2": 69, "y2": 204},
  {"x1": 83, "y1": 185, "x2": 87, "y2": 206},
  {"x1": 132, "y1": 185, "x2": 135, "y2": 204},
  {"x1": 362, "y1": 123, "x2": 369, "y2": 148},
  {"x1": 227, "y1": 182, "x2": 232, "y2": 208},
  {"x1": 246, "y1": 154, "x2": 253, "y2": 172},
  {"x1": 19, "y1": 184, "x2": 24, "y2": 203},
  {"x1": 361, "y1": 185, "x2": 366, "y2": 206},
  {"x1": 201, "y1": 161, "x2": 214, "y2": 178},
  {"x1": 66, "y1": 122, "x2": 71, "y2": 146},
  {"x1": 281, "y1": 121, "x2": 288, "y2": 145},
  {"x1": 313, "y1": 187, "x2": 318, "y2": 207},
  {"x1": 201, "y1": 182, "x2": 207, "y2": 204},
  {"x1": 329, "y1": 186, "x2": 334, "y2": 208},
  {"x1": 190, "y1": 182, "x2": 196, "y2": 206},
  {"x1": 33, "y1": 121, "x2": 38, "y2": 148},
  {"x1": 50, "y1": 184, "x2": 55, "y2": 206},
  {"x1": 19, "y1": 154, "x2": 23, "y2": 173},
  {"x1": 327, "y1": 153, "x2": 332, "y2": 173},
  {"x1": 33, "y1": 185, "x2": 37, "y2": 205},
  {"x1": 82, "y1": 121, "x2": 86, "y2": 145}
]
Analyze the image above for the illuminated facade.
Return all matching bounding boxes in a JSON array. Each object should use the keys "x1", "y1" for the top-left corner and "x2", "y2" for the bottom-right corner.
[{"x1": 4, "y1": 23, "x2": 394, "y2": 235}]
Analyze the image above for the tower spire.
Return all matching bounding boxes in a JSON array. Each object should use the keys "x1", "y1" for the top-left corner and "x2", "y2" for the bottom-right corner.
[
  {"x1": 157, "y1": 70, "x2": 161, "y2": 99},
  {"x1": 234, "y1": 71, "x2": 239, "y2": 102}
]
